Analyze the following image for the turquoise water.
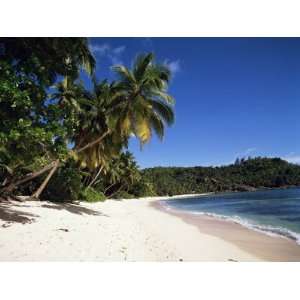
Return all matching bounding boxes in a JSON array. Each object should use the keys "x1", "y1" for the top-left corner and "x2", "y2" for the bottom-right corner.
[{"x1": 161, "y1": 188, "x2": 300, "y2": 244}]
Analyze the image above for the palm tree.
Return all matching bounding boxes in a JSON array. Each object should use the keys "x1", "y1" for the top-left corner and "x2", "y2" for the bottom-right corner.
[
  {"x1": 74, "y1": 51, "x2": 176, "y2": 193},
  {"x1": 40, "y1": 53, "x2": 175, "y2": 199},
  {"x1": 103, "y1": 151, "x2": 141, "y2": 197},
  {"x1": 50, "y1": 76, "x2": 88, "y2": 112},
  {"x1": 111, "y1": 53, "x2": 175, "y2": 145},
  {"x1": 73, "y1": 80, "x2": 124, "y2": 170}
]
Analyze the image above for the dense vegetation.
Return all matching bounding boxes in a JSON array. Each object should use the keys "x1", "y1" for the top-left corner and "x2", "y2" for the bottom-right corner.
[
  {"x1": 142, "y1": 157, "x2": 300, "y2": 196},
  {"x1": 0, "y1": 38, "x2": 174, "y2": 202}
]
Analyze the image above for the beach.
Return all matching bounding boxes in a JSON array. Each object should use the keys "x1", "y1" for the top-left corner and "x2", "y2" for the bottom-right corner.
[{"x1": 1, "y1": 195, "x2": 300, "y2": 261}]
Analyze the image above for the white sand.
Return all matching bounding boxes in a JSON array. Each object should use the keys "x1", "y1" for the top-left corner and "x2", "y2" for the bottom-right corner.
[{"x1": 0, "y1": 197, "x2": 261, "y2": 261}]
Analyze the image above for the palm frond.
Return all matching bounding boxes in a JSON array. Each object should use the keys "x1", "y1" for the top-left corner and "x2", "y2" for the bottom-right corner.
[
  {"x1": 149, "y1": 113, "x2": 164, "y2": 140},
  {"x1": 148, "y1": 99, "x2": 175, "y2": 126},
  {"x1": 112, "y1": 65, "x2": 135, "y2": 84},
  {"x1": 148, "y1": 89, "x2": 175, "y2": 104},
  {"x1": 133, "y1": 53, "x2": 154, "y2": 82}
]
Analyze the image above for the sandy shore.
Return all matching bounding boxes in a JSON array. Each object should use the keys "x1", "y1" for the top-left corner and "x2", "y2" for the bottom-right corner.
[
  {"x1": 155, "y1": 201, "x2": 300, "y2": 261},
  {"x1": 0, "y1": 195, "x2": 299, "y2": 261}
]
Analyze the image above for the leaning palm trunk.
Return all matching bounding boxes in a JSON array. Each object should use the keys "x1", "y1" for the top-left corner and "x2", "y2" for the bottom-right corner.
[
  {"x1": 31, "y1": 160, "x2": 60, "y2": 200},
  {"x1": 75, "y1": 129, "x2": 111, "y2": 154},
  {"x1": 1, "y1": 130, "x2": 111, "y2": 199},
  {"x1": 29, "y1": 130, "x2": 111, "y2": 199},
  {"x1": 103, "y1": 182, "x2": 116, "y2": 195},
  {"x1": 87, "y1": 165, "x2": 104, "y2": 188},
  {"x1": 108, "y1": 183, "x2": 125, "y2": 199},
  {"x1": 1, "y1": 161, "x2": 58, "y2": 193}
]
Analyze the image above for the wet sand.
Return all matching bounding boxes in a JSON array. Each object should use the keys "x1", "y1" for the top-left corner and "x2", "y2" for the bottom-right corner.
[{"x1": 154, "y1": 201, "x2": 300, "y2": 261}]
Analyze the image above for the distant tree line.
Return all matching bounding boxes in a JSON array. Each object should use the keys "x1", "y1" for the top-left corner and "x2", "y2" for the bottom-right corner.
[{"x1": 142, "y1": 157, "x2": 300, "y2": 196}]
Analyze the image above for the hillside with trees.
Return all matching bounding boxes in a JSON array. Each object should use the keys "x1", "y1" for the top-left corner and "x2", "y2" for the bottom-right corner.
[{"x1": 142, "y1": 157, "x2": 300, "y2": 196}]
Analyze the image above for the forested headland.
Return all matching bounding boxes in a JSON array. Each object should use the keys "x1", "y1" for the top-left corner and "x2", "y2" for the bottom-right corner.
[{"x1": 142, "y1": 157, "x2": 300, "y2": 196}]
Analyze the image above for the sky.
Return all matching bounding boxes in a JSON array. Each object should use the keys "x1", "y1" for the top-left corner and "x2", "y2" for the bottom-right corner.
[{"x1": 87, "y1": 38, "x2": 300, "y2": 168}]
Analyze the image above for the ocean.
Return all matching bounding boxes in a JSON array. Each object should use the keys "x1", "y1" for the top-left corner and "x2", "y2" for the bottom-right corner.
[{"x1": 161, "y1": 188, "x2": 300, "y2": 244}]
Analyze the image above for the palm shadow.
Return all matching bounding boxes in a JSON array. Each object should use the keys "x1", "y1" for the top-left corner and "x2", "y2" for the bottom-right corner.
[
  {"x1": 0, "y1": 200, "x2": 108, "y2": 227},
  {"x1": 0, "y1": 201, "x2": 39, "y2": 225},
  {"x1": 41, "y1": 202, "x2": 109, "y2": 217}
]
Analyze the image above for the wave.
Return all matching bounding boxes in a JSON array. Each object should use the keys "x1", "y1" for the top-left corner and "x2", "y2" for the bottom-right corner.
[{"x1": 160, "y1": 201, "x2": 300, "y2": 245}]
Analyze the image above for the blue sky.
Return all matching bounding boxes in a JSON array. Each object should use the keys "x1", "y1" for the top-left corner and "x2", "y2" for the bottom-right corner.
[{"x1": 87, "y1": 38, "x2": 300, "y2": 168}]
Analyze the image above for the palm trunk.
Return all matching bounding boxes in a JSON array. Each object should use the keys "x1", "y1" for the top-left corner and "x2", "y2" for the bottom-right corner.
[
  {"x1": 87, "y1": 166, "x2": 104, "y2": 188},
  {"x1": 104, "y1": 183, "x2": 116, "y2": 195},
  {"x1": 75, "y1": 129, "x2": 110, "y2": 154},
  {"x1": 108, "y1": 183, "x2": 125, "y2": 199},
  {"x1": 31, "y1": 160, "x2": 60, "y2": 200},
  {"x1": 83, "y1": 174, "x2": 91, "y2": 187},
  {"x1": 1, "y1": 130, "x2": 111, "y2": 197},
  {"x1": 1, "y1": 161, "x2": 57, "y2": 193}
]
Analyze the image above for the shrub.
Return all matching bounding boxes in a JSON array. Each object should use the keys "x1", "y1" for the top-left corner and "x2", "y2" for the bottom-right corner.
[
  {"x1": 41, "y1": 163, "x2": 82, "y2": 202},
  {"x1": 129, "y1": 179, "x2": 156, "y2": 197},
  {"x1": 80, "y1": 187, "x2": 106, "y2": 202},
  {"x1": 112, "y1": 191, "x2": 135, "y2": 199}
]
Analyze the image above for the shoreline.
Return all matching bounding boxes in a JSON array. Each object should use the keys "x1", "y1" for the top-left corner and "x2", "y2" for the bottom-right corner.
[
  {"x1": 153, "y1": 197, "x2": 300, "y2": 261},
  {"x1": 1, "y1": 193, "x2": 300, "y2": 261},
  {"x1": 0, "y1": 196, "x2": 260, "y2": 261}
]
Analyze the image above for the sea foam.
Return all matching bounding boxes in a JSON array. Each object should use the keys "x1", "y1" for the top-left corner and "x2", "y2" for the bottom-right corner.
[{"x1": 160, "y1": 200, "x2": 300, "y2": 245}]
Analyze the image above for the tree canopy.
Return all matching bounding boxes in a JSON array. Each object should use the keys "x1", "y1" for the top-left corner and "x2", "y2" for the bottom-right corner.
[{"x1": 0, "y1": 38, "x2": 175, "y2": 201}]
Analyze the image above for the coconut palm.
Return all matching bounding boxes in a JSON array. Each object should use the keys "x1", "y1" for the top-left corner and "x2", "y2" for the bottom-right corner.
[
  {"x1": 111, "y1": 53, "x2": 175, "y2": 145},
  {"x1": 50, "y1": 77, "x2": 87, "y2": 112},
  {"x1": 73, "y1": 80, "x2": 124, "y2": 171},
  {"x1": 71, "y1": 54, "x2": 175, "y2": 195},
  {"x1": 103, "y1": 151, "x2": 141, "y2": 197}
]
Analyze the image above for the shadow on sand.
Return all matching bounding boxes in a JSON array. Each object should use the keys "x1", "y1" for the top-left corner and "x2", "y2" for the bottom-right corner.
[
  {"x1": 0, "y1": 202, "x2": 39, "y2": 225},
  {"x1": 0, "y1": 200, "x2": 109, "y2": 227},
  {"x1": 41, "y1": 203, "x2": 109, "y2": 217}
]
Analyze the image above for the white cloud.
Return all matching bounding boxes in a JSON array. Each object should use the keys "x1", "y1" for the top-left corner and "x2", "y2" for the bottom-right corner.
[
  {"x1": 164, "y1": 59, "x2": 181, "y2": 75},
  {"x1": 282, "y1": 152, "x2": 300, "y2": 164},
  {"x1": 90, "y1": 43, "x2": 110, "y2": 55},
  {"x1": 112, "y1": 46, "x2": 126, "y2": 55},
  {"x1": 89, "y1": 43, "x2": 126, "y2": 65},
  {"x1": 108, "y1": 53, "x2": 123, "y2": 65},
  {"x1": 243, "y1": 147, "x2": 257, "y2": 156},
  {"x1": 235, "y1": 147, "x2": 257, "y2": 159},
  {"x1": 221, "y1": 148, "x2": 258, "y2": 166}
]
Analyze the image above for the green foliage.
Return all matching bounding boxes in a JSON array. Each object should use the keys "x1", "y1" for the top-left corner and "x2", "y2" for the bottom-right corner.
[
  {"x1": 143, "y1": 157, "x2": 300, "y2": 196},
  {"x1": 80, "y1": 187, "x2": 106, "y2": 202},
  {"x1": 81, "y1": 151, "x2": 156, "y2": 199},
  {"x1": 0, "y1": 61, "x2": 61, "y2": 173},
  {"x1": 111, "y1": 53, "x2": 175, "y2": 146},
  {"x1": 0, "y1": 38, "x2": 94, "y2": 198},
  {"x1": 112, "y1": 191, "x2": 135, "y2": 199},
  {"x1": 0, "y1": 38, "x2": 95, "y2": 83},
  {"x1": 41, "y1": 162, "x2": 83, "y2": 202},
  {"x1": 0, "y1": 38, "x2": 175, "y2": 202},
  {"x1": 129, "y1": 178, "x2": 156, "y2": 197}
]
